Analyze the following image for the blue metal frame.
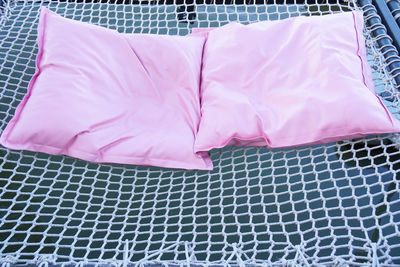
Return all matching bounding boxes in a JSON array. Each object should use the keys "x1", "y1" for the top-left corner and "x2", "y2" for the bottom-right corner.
[
  {"x1": 372, "y1": 0, "x2": 400, "y2": 51},
  {"x1": 386, "y1": 0, "x2": 400, "y2": 28},
  {"x1": 359, "y1": 0, "x2": 400, "y2": 86}
]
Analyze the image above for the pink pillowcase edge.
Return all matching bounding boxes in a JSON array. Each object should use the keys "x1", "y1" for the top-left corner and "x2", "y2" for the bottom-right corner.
[{"x1": 0, "y1": 7, "x2": 48, "y2": 149}]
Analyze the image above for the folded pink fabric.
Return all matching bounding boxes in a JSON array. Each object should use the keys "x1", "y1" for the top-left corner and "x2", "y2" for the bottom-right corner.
[
  {"x1": 193, "y1": 11, "x2": 400, "y2": 152},
  {"x1": 0, "y1": 7, "x2": 213, "y2": 170}
]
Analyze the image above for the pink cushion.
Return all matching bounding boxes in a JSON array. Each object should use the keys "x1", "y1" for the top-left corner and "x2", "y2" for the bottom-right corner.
[
  {"x1": 194, "y1": 11, "x2": 400, "y2": 152},
  {"x1": 0, "y1": 7, "x2": 213, "y2": 170}
]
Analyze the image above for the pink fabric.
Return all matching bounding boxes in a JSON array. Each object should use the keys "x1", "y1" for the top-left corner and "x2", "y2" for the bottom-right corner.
[
  {"x1": 0, "y1": 7, "x2": 213, "y2": 170},
  {"x1": 194, "y1": 11, "x2": 400, "y2": 152},
  {"x1": 190, "y1": 28, "x2": 214, "y2": 37}
]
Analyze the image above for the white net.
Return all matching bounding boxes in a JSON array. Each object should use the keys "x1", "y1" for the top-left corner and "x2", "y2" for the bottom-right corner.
[{"x1": 1, "y1": 0, "x2": 400, "y2": 266}]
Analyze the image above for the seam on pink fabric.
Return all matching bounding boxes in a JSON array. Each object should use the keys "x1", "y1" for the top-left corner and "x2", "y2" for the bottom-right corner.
[
  {"x1": 195, "y1": 128, "x2": 400, "y2": 152},
  {"x1": 352, "y1": 11, "x2": 368, "y2": 88},
  {"x1": 376, "y1": 95, "x2": 397, "y2": 126},
  {"x1": 196, "y1": 32, "x2": 208, "y2": 133},
  {"x1": 351, "y1": 11, "x2": 397, "y2": 127},
  {"x1": 0, "y1": 7, "x2": 48, "y2": 145},
  {"x1": 2, "y1": 141, "x2": 213, "y2": 170}
]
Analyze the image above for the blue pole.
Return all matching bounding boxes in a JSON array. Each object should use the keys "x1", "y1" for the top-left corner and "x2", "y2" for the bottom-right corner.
[
  {"x1": 359, "y1": 0, "x2": 400, "y2": 87},
  {"x1": 386, "y1": 0, "x2": 400, "y2": 28}
]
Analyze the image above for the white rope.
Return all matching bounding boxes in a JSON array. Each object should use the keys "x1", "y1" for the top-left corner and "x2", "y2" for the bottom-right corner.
[
  {"x1": 370, "y1": 239, "x2": 383, "y2": 267},
  {"x1": 0, "y1": 256, "x2": 17, "y2": 267},
  {"x1": 293, "y1": 245, "x2": 310, "y2": 267},
  {"x1": 136, "y1": 243, "x2": 179, "y2": 265},
  {"x1": 185, "y1": 242, "x2": 191, "y2": 267},
  {"x1": 371, "y1": 243, "x2": 380, "y2": 267},
  {"x1": 184, "y1": 241, "x2": 198, "y2": 266},
  {"x1": 123, "y1": 239, "x2": 129, "y2": 267},
  {"x1": 226, "y1": 243, "x2": 245, "y2": 267}
]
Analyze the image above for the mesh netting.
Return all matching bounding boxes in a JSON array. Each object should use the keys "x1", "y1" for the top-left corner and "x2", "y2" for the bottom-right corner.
[{"x1": 1, "y1": 0, "x2": 400, "y2": 266}]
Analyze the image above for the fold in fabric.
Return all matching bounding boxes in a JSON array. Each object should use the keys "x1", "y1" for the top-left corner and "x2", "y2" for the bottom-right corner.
[
  {"x1": 193, "y1": 11, "x2": 400, "y2": 152},
  {"x1": 0, "y1": 7, "x2": 213, "y2": 170}
]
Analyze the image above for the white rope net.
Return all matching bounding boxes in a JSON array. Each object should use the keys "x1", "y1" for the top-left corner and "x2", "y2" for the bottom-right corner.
[{"x1": 0, "y1": 0, "x2": 400, "y2": 266}]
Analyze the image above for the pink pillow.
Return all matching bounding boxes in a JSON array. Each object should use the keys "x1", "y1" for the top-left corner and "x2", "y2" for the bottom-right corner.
[
  {"x1": 0, "y1": 7, "x2": 213, "y2": 170},
  {"x1": 194, "y1": 11, "x2": 400, "y2": 152}
]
